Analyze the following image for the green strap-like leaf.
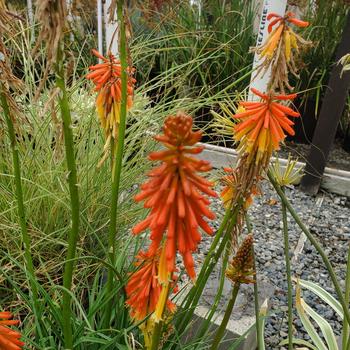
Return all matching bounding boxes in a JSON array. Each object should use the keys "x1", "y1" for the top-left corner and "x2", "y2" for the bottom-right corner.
[
  {"x1": 297, "y1": 278, "x2": 343, "y2": 318},
  {"x1": 280, "y1": 338, "x2": 319, "y2": 350},
  {"x1": 296, "y1": 283, "x2": 328, "y2": 350},
  {"x1": 302, "y1": 300, "x2": 339, "y2": 350}
]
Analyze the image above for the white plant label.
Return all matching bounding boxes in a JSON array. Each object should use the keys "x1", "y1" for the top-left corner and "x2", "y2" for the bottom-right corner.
[
  {"x1": 249, "y1": 0, "x2": 287, "y2": 100},
  {"x1": 104, "y1": 0, "x2": 119, "y2": 56}
]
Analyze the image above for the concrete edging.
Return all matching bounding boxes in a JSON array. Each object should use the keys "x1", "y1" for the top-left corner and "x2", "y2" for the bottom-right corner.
[{"x1": 198, "y1": 143, "x2": 350, "y2": 197}]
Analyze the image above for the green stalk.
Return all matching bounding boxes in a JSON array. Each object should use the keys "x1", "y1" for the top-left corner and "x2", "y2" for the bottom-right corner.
[
  {"x1": 246, "y1": 214, "x2": 264, "y2": 350},
  {"x1": 267, "y1": 170, "x2": 350, "y2": 326},
  {"x1": 210, "y1": 282, "x2": 240, "y2": 350},
  {"x1": 0, "y1": 87, "x2": 40, "y2": 319},
  {"x1": 150, "y1": 323, "x2": 162, "y2": 350},
  {"x1": 150, "y1": 281, "x2": 171, "y2": 350},
  {"x1": 103, "y1": 0, "x2": 129, "y2": 328},
  {"x1": 193, "y1": 243, "x2": 231, "y2": 345},
  {"x1": 175, "y1": 200, "x2": 243, "y2": 340},
  {"x1": 56, "y1": 55, "x2": 80, "y2": 349},
  {"x1": 342, "y1": 243, "x2": 350, "y2": 350},
  {"x1": 281, "y1": 188, "x2": 293, "y2": 350}
]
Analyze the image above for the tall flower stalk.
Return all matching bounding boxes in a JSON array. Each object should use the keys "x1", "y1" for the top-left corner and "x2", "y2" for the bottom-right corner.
[
  {"x1": 126, "y1": 113, "x2": 217, "y2": 349},
  {"x1": 55, "y1": 50, "x2": 81, "y2": 349},
  {"x1": 0, "y1": 87, "x2": 39, "y2": 316},
  {"x1": 207, "y1": 10, "x2": 311, "y2": 349},
  {"x1": 0, "y1": 2, "x2": 41, "y2": 330},
  {"x1": 281, "y1": 191, "x2": 293, "y2": 350},
  {"x1": 32, "y1": 1, "x2": 79, "y2": 346},
  {"x1": 102, "y1": 0, "x2": 132, "y2": 328},
  {"x1": 267, "y1": 171, "x2": 350, "y2": 328},
  {"x1": 343, "y1": 247, "x2": 350, "y2": 350},
  {"x1": 210, "y1": 234, "x2": 255, "y2": 350}
]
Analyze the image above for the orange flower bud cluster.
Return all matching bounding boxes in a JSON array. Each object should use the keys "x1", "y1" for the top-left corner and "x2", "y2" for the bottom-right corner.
[
  {"x1": 261, "y1": 12, "x2": 309, "y2": 60},
  {"x1": 86, "y1": 49, "x2": 136, "y2": 165},
  {"x1": 252, "y1": 12, "x2": 310, "y2": 92},
  {"x1": 126, "y1": 251, "x2": 176, "y2": 321},
  {"x1": 132, "y1": 113, "x2": 217, "y2": 280},
  {"x1": 226, "y1": 235, "x2": 255, "y2": 284},
  {"x1": 234, "y1": 88, "x2": 300, "y2": 162},
  {"x1": 0, "y1": 311, "x2": 24, "y2": 350}
]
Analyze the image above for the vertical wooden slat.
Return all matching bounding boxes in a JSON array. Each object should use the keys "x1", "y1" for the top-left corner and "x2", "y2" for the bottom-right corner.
[{"x1": 300, "y1": 13, "x2": 350, "y2": 195}]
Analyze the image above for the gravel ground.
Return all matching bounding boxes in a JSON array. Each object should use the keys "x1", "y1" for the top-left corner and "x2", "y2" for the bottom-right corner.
[{"x1": 192, "y1": 181, "x2": 350, "y2": 349}]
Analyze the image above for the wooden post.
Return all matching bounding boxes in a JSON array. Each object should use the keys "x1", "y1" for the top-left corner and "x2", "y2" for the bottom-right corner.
[{"x1": 300, "y1": 13, "x2": 350, "y2": 195}]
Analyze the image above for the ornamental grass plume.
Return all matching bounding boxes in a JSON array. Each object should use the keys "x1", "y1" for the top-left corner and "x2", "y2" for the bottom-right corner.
[
  {"x1": 252, "y1": 12, "x2": 311, "y2": 92},
  {"x1": 0, "y1": 312, "x2": 24, "y2": 350},
  {"x1": 132, "y1": 113, "x2": 217, "y2": 280},
  {"x1": 86, "y1": 49, "x2": 136, "y2": 166}
]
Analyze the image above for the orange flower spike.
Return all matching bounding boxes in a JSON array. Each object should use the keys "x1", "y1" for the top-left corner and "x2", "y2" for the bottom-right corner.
[
  {"x1": 267, "y1": 12, "x2": 309, "y2": 32},
  {"x1": 126, "y1": 251, "x2": 176, "y2": 321},
  {"x1": 133, "y1": 113, "x2": 217, "y2": 280},
  {"x1": 86, "y1": 49, "x2": 136, "y2": 166},
  {"x1": 233, "y1": 89, "x2": 300, "y2": 159},
  {"x1": 0, "y1": 312, "x2": 24, "y2": 350}
]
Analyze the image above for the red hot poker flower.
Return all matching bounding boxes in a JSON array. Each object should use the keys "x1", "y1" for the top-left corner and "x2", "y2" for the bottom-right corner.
[
  {"x1": 0, "y1": 312, "x2": 24, "y2": 350},
  {"x1": 267, "y1": 12, "x2": 309, "y2": 33},
  {"x1": 126, "y1": 251, "x2": 176, "y2": 321},
  {"x1": 234, "y1": 88, "x2": 300, "y2": 161},
  {"x1": 132, "y1": 113, "x2": 217, "y2": 280},
  {"x1": 86, "y1": 49, "x2": 136, "y2": 165}
]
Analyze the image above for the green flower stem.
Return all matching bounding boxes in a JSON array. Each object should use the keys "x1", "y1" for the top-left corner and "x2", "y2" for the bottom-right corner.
[
  {"x1": 56, "y1": 57, "x2": 80, "y2": 349},
  {"x1": 0, "y1": 87, "x2": 40, "y2": 318},
  {"x1": 281, "y1": 187, "x2": 293, "y2": 350},
  {"x1": 175, "y1": 200, "x2": 243, "y2": 339},
  {"x1": 150, "y1": 321, "x2": 163, "y2": 350},
  {"x1": 194, "y1": 243, "x2": 231, "y2": 345},
  {"x1": 343, "y1": 243, "x2": 350, "y2": 350},
  {"x1": 246, "y1": 214, "x2": 264, "y2": 350},
  {"x1": 103, "y1": 0, "x2": 129, "y2": 329},
  {"x1": 267, "y1": 170, "x2": 350, "y2": 326},
  {"x1": 210, "y1": 282, "x2": 240, "y2": 350}
]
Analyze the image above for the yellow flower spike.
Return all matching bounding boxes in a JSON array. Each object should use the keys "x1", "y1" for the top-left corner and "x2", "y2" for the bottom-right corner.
[{"x1": 269, "y1": 155, "x2": 303, "y2": 187}]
